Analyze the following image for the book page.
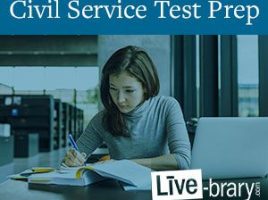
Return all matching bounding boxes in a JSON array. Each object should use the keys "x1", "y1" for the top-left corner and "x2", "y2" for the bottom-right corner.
[
  {"x1": 90, "y1": 160, "x2": 152, "y2": 189},
  {"x1": 28, "y1": 167, "x2": 104, "y2": 186}
]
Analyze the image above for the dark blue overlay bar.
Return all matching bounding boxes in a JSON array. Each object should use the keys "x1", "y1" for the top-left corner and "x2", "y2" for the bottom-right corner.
[{"x1": 0, "y1": 0, "x2": 267, "y2": 34}]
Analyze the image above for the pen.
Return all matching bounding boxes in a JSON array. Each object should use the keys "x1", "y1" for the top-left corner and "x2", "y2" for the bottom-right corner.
[
  {"x1": 68, "y1": 133, "x2": 79, "y2": 151},
  {"x1": 68, "y1": 133, "x2": 86, "y2": 166}
]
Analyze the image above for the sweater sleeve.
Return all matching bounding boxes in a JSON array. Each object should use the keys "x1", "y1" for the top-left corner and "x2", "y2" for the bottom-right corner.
[
  {"x1": 166, "y1": 97, "x2": 191, "y2": 169},
  {"x1": 76, "y1": 112, "x2": 104, "y2": 158}
]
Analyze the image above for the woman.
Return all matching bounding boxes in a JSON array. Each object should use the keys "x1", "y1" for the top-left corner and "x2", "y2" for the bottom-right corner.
[{"x1": 62, "y1": 45, "x2": 191, "y2": 170}]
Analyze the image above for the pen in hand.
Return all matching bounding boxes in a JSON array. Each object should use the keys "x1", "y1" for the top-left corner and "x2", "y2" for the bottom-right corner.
[
  {"x1": 68, "y1": 133, "x2": 79, "y2": 151},
  {"x1": 68, "y1": 133, "x2": 86, "y2": 166}
]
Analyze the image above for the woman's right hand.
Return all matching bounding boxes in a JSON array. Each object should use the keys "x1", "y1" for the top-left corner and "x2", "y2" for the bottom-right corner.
[{"x1": 61, "y1": 148, "x2": 87, "y2": 167}]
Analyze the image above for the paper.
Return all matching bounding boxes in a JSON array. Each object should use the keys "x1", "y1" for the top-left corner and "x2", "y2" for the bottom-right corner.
[
  {"x1": 29, "y1": 166, "x2": 104, "y2": 186},
  {"x1": 28, "y1": 160, "x2": 152, "y2": 190}
]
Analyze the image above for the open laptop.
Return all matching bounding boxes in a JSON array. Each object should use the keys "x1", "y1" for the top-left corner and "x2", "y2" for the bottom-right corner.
[{"x1": 190, "y1": 117, "x2": 268, "y2": 180}]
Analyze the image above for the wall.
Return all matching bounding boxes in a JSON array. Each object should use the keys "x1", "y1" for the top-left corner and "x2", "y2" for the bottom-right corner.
[{"x1": 98, "y1": 35, "x2": 171, "y2": 96}]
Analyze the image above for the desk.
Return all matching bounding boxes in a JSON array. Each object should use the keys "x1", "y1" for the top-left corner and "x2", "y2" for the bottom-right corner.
[
  {"x1": 1, "y1": 178, "x2": 268, "y2": 200},
  {"x1": 0, "y1": 179, "x2": 151, "y2": 200}
]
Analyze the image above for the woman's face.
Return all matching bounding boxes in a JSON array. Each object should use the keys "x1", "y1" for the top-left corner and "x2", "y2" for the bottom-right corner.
[{"x1": 109, "y1": 71, "x2": 145, "y2": 113}]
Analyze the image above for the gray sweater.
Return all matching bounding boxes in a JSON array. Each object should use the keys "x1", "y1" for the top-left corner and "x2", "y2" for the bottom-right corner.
[{"x1": 77, "y1": 96, "x2": 191, "y2": 169}]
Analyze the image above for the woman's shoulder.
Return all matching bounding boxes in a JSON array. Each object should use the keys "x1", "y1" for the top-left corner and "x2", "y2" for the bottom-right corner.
[
  {"x1": 149, "y1": 96, "x2": 183, "y2": 118},
  {"x1": 152, "y1": 95, "x2": 180, "y2": 107},
  {"x1": 90, "y1": 110, "x2": 105, "y2": 125},
  {"x1": 86, "y1": 110, "x2": 109, "y2": 133}
]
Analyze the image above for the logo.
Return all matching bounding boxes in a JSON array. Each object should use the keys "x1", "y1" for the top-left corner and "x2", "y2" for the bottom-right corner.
[
  {"x1": 151, "y1": 169, "x2": 203, "y2": 200},
  {"x1": 151, "y1": 169, "x2": 261, "y2": 200}
]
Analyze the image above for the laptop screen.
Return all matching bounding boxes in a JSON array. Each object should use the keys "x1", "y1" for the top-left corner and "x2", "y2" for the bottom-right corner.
[{"x1": 190, "y1": 117, "x2": 268, "y2": 180}]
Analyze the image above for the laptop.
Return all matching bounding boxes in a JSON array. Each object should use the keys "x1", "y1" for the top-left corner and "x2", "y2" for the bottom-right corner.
[{"x1": 190, "y1": 117, "x2": 268, "y2": 180}]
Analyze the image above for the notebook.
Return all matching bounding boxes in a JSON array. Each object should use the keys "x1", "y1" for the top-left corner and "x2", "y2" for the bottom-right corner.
[
  {"x1": 191, "y1": 117, "x2": 268, "y2": 180},
  {"x1": 27, "y1": 160, "x2": 151, "y2": 191}
]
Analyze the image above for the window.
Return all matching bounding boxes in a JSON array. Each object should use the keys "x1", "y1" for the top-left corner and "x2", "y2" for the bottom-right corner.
[
  {"x1": 196, "y1": 35, "x2": 200, "y2": 118},
  {"x1": 0, "y1": 66, "x2": 99, "y2": 125},
  {"x1": 237, "y1": 35, "x2": 259, "y2": 117}
]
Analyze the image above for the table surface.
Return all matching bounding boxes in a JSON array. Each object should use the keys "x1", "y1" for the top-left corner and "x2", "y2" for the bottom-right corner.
[
  {"x1": 1, "y1": 177, "x2": 268, "y2": 200},
  {"x1": 0, "y1": 179, "x2": 152, "y2": 200}
]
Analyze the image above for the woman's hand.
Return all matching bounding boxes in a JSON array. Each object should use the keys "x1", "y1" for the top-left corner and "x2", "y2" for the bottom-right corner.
[{"x1": 61, "y1": 148, "x2": 87, "y2": 167}]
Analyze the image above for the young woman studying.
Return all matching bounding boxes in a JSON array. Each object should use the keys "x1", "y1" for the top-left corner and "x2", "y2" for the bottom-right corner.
[{"x1": 62, "y1": 45, "x2": 191, "y2": 170}]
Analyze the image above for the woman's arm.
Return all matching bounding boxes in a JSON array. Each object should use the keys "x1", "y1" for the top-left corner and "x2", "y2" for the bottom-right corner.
[
  {"x1": 61, "y1": 112, "x2": 104, "y2": 167},
  {"x1": 132, "y1": 154, "x2": 178, "y2": 171},
  {"x1": 132, "y1": 98, "x2": 191, "y2": 171},
  {"x1": 76, "y1": 112, "x2": 105, "y2": 159},
  {"x1": 165, "y1": 97, "x2": 191, "y2": 169}
]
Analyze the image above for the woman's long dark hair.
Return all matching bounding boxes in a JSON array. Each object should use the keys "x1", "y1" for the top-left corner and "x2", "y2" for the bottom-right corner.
[{"x1": 100, "y1": 45, "x2": 160, "y2": 136}]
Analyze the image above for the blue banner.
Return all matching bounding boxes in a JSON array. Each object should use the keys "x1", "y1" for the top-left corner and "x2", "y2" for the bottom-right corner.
[{"x1": 0, "y1": 0, "x2": 267, "y2": 34}]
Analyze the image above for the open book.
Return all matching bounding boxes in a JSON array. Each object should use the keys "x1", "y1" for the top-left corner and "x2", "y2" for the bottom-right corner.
[{"x1": 27, "y1": 160, "x2": 152, "y2": 191}]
